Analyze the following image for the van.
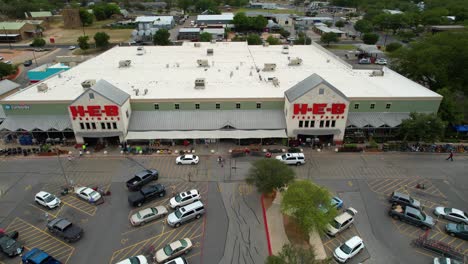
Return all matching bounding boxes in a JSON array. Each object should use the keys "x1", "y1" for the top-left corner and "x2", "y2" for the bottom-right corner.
[
  {"x1": 275, "y1": 153, "x2": 305, "y2": 165},
  {"x1": 167, "y1": 201, "x2": 205, "y2": 227}
]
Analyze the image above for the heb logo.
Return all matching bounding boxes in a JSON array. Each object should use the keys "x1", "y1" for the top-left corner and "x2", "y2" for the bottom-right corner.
[
  {"x1": 69, "y1": 105, "x2": 119, "y2": 117},
  {"x1": 293, "y1": 103, "x2": 346, "y2": 115}
]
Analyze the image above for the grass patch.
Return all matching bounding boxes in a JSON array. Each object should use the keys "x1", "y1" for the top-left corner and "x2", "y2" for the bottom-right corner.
[
  {"x1": 235, "y1": 8, "x2": 304, "y2": 15},
  {"x1": 72, "y1": 48, "x2": 106, "y2": 55},
  {"x1": 326, "y1": 44, "x2": 357, "y2": 50}
]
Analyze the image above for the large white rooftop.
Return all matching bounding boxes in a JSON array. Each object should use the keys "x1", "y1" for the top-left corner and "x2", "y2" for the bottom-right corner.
[{"x1": 3, "y1": 42, "x2": 441, "y2": 102}]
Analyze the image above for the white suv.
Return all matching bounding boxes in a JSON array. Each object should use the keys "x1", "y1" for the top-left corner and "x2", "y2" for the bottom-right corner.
[
  {"x1": 326, "y1": 207, "x2": 357, "y2": 236},
  {"x1": 275, "y1": 153, "x2": 305, "y2": 165},
  {"x1": 35, "y1": 191, "x2": 61, "y2": 209},
  {"x1": 169, "y1": 189, "x2": 201, "y2": 209}
]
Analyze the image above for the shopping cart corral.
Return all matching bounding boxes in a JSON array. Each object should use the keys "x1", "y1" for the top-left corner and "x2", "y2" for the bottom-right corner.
[{"x1": 412, "y1": 230, "x2": 466, "y2": 262}]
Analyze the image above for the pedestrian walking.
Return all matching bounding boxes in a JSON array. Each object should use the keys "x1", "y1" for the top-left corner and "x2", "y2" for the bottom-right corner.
[
  {"x1": 446, "y1": 151, "x2": 454, "y2": 161},
  {"x1": 79, "y1": 150, "x2": 83, "y2": 157}
]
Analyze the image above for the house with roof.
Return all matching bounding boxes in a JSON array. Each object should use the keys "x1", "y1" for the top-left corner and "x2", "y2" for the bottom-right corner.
[
  {"x1": 0, "y1": 21, "x2": 37, "y2": 42},
  {"x1": 196, "y1": 13, "x2": 234, "y2": 26}
]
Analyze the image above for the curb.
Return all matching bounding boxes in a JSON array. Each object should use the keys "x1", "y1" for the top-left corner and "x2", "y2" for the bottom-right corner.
[{"x1": 261, "y1": 194, "x2": 273, "y2": 256}]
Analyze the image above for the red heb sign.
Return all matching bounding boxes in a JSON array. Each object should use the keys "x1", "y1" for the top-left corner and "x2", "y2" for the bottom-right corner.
[
  {"x1": 293, "y1": 103, "x2": 346, "y2": 115},
  {"x1": 69, "y1": 105, "x2": 119, "y2": 117}
]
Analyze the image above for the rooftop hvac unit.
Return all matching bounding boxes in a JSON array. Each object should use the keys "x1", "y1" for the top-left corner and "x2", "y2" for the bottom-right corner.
[
  {"x1": 194, "y1": 43, "x2": 201, "y2": 47},
  {"x1": 194, "y1": 78, "x2": 206, "y2": 89},
  {"x1": 288, "y1": 57, "x2": 303, "y2": 66},
  {"x1": 136, "y1": 46, "x2": 145, "y2": 55},
  {"x1": 263, "y1": 43, "x2": 269, "y2": 47},
  {"x1": 81, "y1": 79, "x2": 96, "y2": 89},
  {"x1": 371, "y1": 70, "x2": 384, "y2": 76},
  {"x1": 262, "y1": 63, "x2": 276, "y2": 72},
  {"x1": 37, "y1": 83, "x2": 48, "y2": 92},
  {"x1": 210, "y1": 39, "x2": 216, "y2": 44},
  {"x1": 272, "y1": 77, "x2": 279, "y2": 87},
  {"x1": 119, "y1": 60, "x2": 131, "y2": 68},
  {"x1": 282, "y1": 45, "x2": 289, "y2": 54},
  {"x1": 197, "y1": 59, "x2": 209, "y2": 67},
  {"x1": 207, "y1": 48, "x2": 213, "y2": 56}
]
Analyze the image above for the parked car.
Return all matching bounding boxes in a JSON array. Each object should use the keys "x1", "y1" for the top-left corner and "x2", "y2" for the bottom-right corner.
[
  {"x1": 21, "y1": 248, "x2": 61, "y2": 264},
  {"x1": 388, "y1": 204, "x2": 435, "y2": 230},
  {"x1": 154, "y1": 238, "x2": 192, "y2": 263},
  {"x1": 375, "y1": 58, "x2": 387, "y2": 65},
  {"x1": 333, "y1": 236, "x2": 365, "y2": 263},
  {"x1": 0, "y1": 230, "x2": 24, "y2": 257},
  {"x1": 275, "y1": 153, "x2": 305, "y2": 165},
  {"x1": 34, "y1": 48, "x2": 44, "y2": 52},
  {"x1": 68, "y1": 46, "x2": 76, "y2": 50},
  {"x1": 75, "y1": 187, "x2": 102, "y2": 203},
  {"x1": 169, "y1": 189, "x2": 201, "y2": 209},
  {"x1": 35, "y1": 191, "x2": 61, "y2": 209},
  {"x1": 163, "y1": 257, "x2": 188, "y2": 264},
  {"x1": 0, "y1": 56, "x2": 3, "y2": 61},
  {"x1": 326, "y1": 207, "x2": 358, "y2": 236},
  {"x1": 23, "y1": 60, "x2": 33, "y2": 67},
  {"x1": 130, "y1": 206, "x2": 168, "y2": 226},
  {"x1": 176, "y1": 155, "x2": 199, "y2": 165},
  {"x1": 115, "y1": 255, "x2": 148, "y2": 264},
  {"x1": 128, "y1": 184, "x2": 166, "y2": 207},
  {"x1": 358, "y1": 58, "x2": 371, "y2": 64},
  {"x1": 445, "y1": 223, "x2": 468, "y2": 240},
  {"x1": 389, "y1": 191, "x2": 421, "y2": 210},
  {"x1": 126, "y1": 169, "x2": 159, "y2": 191},
  {"x1": 4, "y1": 60, "x2": 12, "y2": 65},
  {"x1": 46, "y1": 218, "x2": 83, "y2": 242},
  {"x1": 433, "y1": 257, "x2": 463, "y2": 264},
  {"x1": 167, "y1": 201, "x2": 205, "y2": 228},
  {"x1": 434, "y1": 207, "x2": 468, "y2": 224},
  {"x1": 331, "y1": 196, "x2": 344, "y2": 210}
]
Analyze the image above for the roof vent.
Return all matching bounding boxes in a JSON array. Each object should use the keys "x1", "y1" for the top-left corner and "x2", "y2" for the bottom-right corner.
[
  {"x1": 288, "y1": 57, "x2": 303, "y2": 66},
  {"x1": 371, "y1": 70, "x2": 384, "y2": 77},
  {"x1": 272, "y1": 77, "x2": 279, "y2": 86},
  {"x1": 263, "y1": 42, "x2": 269, "y2": 47},
  {"x1": 194, "y1": 43, "x2": 201, "y2": 47},
  {"x1": 262, "y1": 63, "x2": 276, "y2": 71},
  {"x1": 207, "y1": 48, "x2": 213, "y2": 56},
  {"x1": 143, "y1": 88, "x2": 148, "y2": 95},
  {"x1": 282, "y1": 45, "x2": 289, "y2": 54},
  {"x1": 119, "y1": 60, "x2": 131, "y2": 68},
  {"x1": 195, "y1": 78, "x2": 206, "y2": 89},
  {"x1": 81, "y1": 79, "x2": 96, "y2": 90},
  {"x1": 197, "y1": 59, "x2": 209, "y2": 67},
  {"x1": 37, "y1": 83, "x2": 48, "y2": 92},
  {"x1": 210, "y1": 39, "x2": 216, "y2": 44},
  {"x1": 136, "y1": 46, "x2": 145, "y2": 55}
]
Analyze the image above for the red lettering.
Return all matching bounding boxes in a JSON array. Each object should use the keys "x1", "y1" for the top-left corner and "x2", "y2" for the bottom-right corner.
[
  {"x1": 312, "y1": 104, "x2": 327, "y2": 115},
  {"x1": 104, "y1": 105, "x2": 119, "y2": 116},
  {"x1": 69, "y1": 106, "x2": 86, "y2": 117},
  {"x1": 87, "y1": 105, "x2": 101, "y2": 116},
  {"x1": 331, "y1": 103, "x2": 346, "y2": 114},
  {"x1": 293, "y1": 104, "x2": 308, "y2": 115}
]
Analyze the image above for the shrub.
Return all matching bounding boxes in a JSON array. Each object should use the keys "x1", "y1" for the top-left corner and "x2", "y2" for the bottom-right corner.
[{"x1": 386, "y1": 42, "x2": 402, "y2": 52}]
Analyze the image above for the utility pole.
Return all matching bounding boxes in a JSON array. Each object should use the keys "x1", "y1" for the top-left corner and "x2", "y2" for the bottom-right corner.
[
  {"x1": 3, "y1": 27, "x2": 12, "y2": 49},
  {"x1": 56, "y1": 149, "x2": 70, "y2": 185}
]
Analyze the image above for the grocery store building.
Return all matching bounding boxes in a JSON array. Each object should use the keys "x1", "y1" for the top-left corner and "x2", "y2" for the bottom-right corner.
[{"x1": 0, "y1": 42, "x2": 442, "y2": 145}]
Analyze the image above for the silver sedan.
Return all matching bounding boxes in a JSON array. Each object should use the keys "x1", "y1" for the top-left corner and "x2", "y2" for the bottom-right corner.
[
  {"x1": 130, "y1": 206, "x2": 168, "y2": 226},
  {"x1": 434, "y1": 207, "x2": 468, "y2": 224}
]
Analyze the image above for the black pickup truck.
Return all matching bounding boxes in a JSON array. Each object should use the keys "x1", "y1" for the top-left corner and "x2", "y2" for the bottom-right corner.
[
  {"x1": 128, "y1": 184, "x2": 166, "y2": 207},
  {"x1": 388, "y1": 204, "x2": 435, "y2": 230},
  {"x1": 46, "y1": 218, "x2": 83, "y2": 242},
  {"x1": 0, "y1": 231, "x2": 24, "y2": 257},
  {"x1": 126, "y1": 169, "x2": 159, "y2": 191}
]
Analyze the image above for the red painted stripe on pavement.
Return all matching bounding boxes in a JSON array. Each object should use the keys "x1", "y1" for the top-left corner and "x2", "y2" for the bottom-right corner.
[
  {"x1": 261, "y1": 194, "x2": 273, "y2": 256},
  {"x1": 199, "y1": 182, "x2": 209, "y2": 264}
]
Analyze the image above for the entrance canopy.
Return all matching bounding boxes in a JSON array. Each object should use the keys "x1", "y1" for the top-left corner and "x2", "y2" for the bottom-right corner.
[
  {"x1": 346, "y1": 112, "x2": 410, "y2": 128},
  {"x1": 0, "y1": 115, "x2": 72, "y2": 131},
  {"x1": 126, "y1": 129, "x2": 287, "y2": 140}
]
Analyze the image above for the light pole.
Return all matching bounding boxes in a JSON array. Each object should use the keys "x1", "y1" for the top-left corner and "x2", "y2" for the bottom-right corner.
[{"x1": 56, "y1": 149, "x2": 70, "y2": 186}]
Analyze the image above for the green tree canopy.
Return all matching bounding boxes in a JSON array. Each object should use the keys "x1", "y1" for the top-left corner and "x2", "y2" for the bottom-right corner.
[
  {"x1": 362, "y1": 33, "x2": 379, "y2": 44},
  {"x1": 354, "y1": 19, "x2": 373, "y2": 34},
  {"x1": 79, "y1": 8, "x2": 94, "y2": 26},
  {"x1": 177, "y1": 0, "x2": 192, "y2": 13},
  {"x1": 265, "y1": 244, "x2": 329, "y2": 264},
  {"x1": 320, "y1": 32, "x2": 339, "y2": 46},
  {"x1": 0, "y1": 62, "x2": 16, "y2": 79},
  {"x1": 266, "y1": 36, "x2": 280, "y2": 45},
  {"x1": 92, "y1": 3, "x2": 120, "y2": 20},
  {"x1": 281, "y1": 180, "x2": 337, "y2": 234},
  {"x1": 31, "y1": 38, "x2": 46, "y2": 47},
  {"x1": 385, "y1": 42, "x2": 402, "y2": 52},
  {"x1": 93, "y1": 32, "x2": 110, "y2": 48},
  {"x1": 233, "y1": 13, "x2": 267, "y2": 31},
  {"x1": 77, "y1": 35, "x2": 90, "y2": 51},
  {"x1": 199, "y1": 32, "x2": 212, "y2": 42},
  {"x1": 246, "y1": 34, "x2": 263, "y2": 45},
  {"x1": 153, "y1": 29, "x2": 171, "y2": 45},
  {"x1": 335, "y1": 20, "x2": 345, "y2": 28},
  {"x1": 400, "y1": 112, "x2": 446, "y2": 142},
  {"x1": 246, "y1": 159, "x2": 295, "y2": 194},
  {"x1": 294, "y1": 32, "x2": 312, "y2": 45}
]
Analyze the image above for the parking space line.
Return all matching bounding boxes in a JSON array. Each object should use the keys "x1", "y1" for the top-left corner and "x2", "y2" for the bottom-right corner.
[
  {"x1": 152, "y1": 224, "x2": 192, "y2": 250},
  {"x1": 28, "y1": 203, "x2": 60, "y2": 218},
  {"x1": 375, "y1": 179, "x2": 403, "y2": 194},
  {"x1": 454, "y1": 240, "x2": 465, "y2": 250},
  {"x1": 185, "y1": 251, "x2": 201, "y2": 260},
  {"x1": 369, "y1": 179, "x2": 394, "y2": 192}
]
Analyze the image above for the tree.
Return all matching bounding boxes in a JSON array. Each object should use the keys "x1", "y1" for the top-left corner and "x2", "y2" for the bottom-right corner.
[
  {"x1": 233, "y1": 12, "x2": 250, "y2": 31},
  {"x1": 79, "y1": 8, "x2": 94, "y2": 26},
  {"x1": 246, "y1": 159, "x2": 295, "y2": 194},
  {"x1": 335, "y1": 20, "x2": 345, "y2": 28},
  {"x1": 324, "y1": 21, "x2": 333, "y2": 27},
  {"x1": 92, "y1": 3, "x2": 120, "y2": 20},
  {"x1": 246, "y1": 34, "x2": 263, "y2": 45},
  {"x1": 93, "y1": 32, "x2": 110, "y2": 48},
  {"x1": 385, "y1": 42, "x2": 402, "y2": 52},
  {"x1": 279, "y1": 28, "x2": 291, "y2": 38},
  {"x1": 436, "y1": 87, "x2": 464, "y2": 125},
  {"x1": 92, "y1": 5, "x2": 107, "y2": 20},
  {"x1": 265, "y1": 244, "x2": 329, "y2": 264},
  {"x1": 266, "y1": 36, "x2": 280, "y2": 45},
  {"x1": 281, "y1": 180, "x2": 337, "y2": 234},
  {"x1": 400, "y1": 113, "x2": 446, "y2": 142},
  {"x1": 362, "y1": 33, "x2": 379, "y2": 44},
  {"x1": 294, "y1": 32, "x2": 311, "y2": 45},
  {"x1": 177, "y1": 0, "x2": 192, "y2": 14},
  {"x1": 250, "y1": 15, "x2": 268, "y2": 31},
  {"x1": 153, "y1": 29, "x2": 171, "y2": 45},
  {"x1": 31, "y1": 38, "x2": 46, "y2": 47},
  {"x1": 354, "y1": 19, "x2": 373, "y2": 34},
  {"x1": 199, "y1": 32, "x2": 212, "y2": 42},
  {"x1": 0, "y1": 62, "x2": 16, "y2": 79},
  {"x1": 77, "y1": 35, "x2": 90, "y2": 51},
  {"x1": 320, "y1": 32, "x2": 339, "y2": 46}
]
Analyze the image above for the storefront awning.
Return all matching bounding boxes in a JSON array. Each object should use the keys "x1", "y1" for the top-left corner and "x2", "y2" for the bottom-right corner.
[
  {"x1": 75, "y1": 132, "x2": 123, "y2": 138},
  {"x1": 126, "y1": 129, "x2": 287, "y2": 140},
  {"x1": 346, "y1": 112, "x2": 410, "y2": 128},
  {"x1": 0, "y1": 115, "x2": 72, "y2": 131},
  {"x1": 293, "y1": 129, "x2": 341, "y2": 136}
]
